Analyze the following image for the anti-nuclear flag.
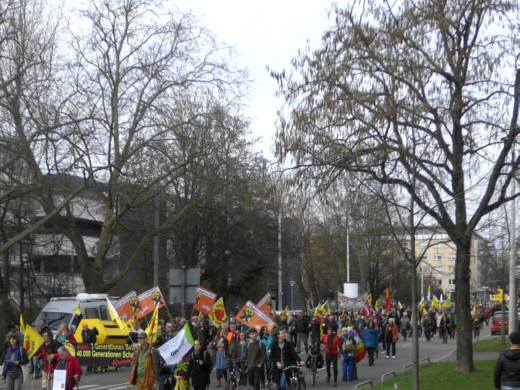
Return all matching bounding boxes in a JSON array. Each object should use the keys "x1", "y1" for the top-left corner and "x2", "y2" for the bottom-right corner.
[
  {"x1": 20, "y1": 314, "x2": 25, "y2": 333},
  {"x1": 145, "y1": 304, "x2": 159, "y2": 344},
  {"x1": 193, "y1": 286, "x2": 218, "y2": 314},
  {"x1": 236, "y1": 300, "x2": 276, "y2": 331},
  {"x1": 135, "y1": 287, "x2": 166, "y2": 318},
  {"x1": 431, "y1": 295, "x2": 439, "y2": 310},
  {"x1": 107, "y1": 298, "x2": 130, "y2": 334},
  {"x1": 158, "y1": 323, "x2": 194, "y2": 366},
  {"x1": 21, "y1": 318, "x2": 44, "y2": 359},
  {"x1": 256, "y1": 292, "x2": 273, "y2": 315},
  {"x1": 209, "y1": 297, "x2": 227, "y2": 328}
]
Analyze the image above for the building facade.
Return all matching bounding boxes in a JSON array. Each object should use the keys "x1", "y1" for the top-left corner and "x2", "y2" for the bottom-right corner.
[{"x1": 415, "y1": 227, "x2": 488, "y2": 296}]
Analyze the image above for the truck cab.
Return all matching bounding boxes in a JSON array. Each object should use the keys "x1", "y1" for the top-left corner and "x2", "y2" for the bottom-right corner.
[{"x1": 33, "y1": 293, "x2": 113, "y2": 335}]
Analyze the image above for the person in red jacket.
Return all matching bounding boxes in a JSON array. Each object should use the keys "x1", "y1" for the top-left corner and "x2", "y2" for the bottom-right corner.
[
  {"x1": 37, "y1": 330, "x2": 60, "y2": 390},
  {"x1": 55, "y1": 346, "x2": 82, "y2": 390},
  {"x1": 321, "y1": 327, "x2": 341, "y2": 387}
]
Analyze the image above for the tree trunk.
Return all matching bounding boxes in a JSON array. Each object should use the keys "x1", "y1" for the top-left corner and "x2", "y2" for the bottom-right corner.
[{"x1": 455, "y1": 237, "x2": 473, "y2": 371}]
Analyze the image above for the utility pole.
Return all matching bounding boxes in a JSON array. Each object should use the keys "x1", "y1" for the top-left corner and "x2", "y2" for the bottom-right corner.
[
  {"x1": 510, "y1": 146, "x2": 517, "y2": 333},
  {"x1": 346, "y1": 200, "x2": 350, "y2": 282},
  {"x1": 410, "y1": 179, "x2": 420, "y2": 390},
  {"x1": 153, "y1": 192, "x2": 160, "y2": 287},
  {"x1": 278, "y1": 208, "x2": 283, "y2": 311}
]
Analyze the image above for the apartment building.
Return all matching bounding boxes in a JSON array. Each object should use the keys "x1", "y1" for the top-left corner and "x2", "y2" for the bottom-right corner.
[{"x1": 415, "y1": 227, "x2": 487, "y2": 296}]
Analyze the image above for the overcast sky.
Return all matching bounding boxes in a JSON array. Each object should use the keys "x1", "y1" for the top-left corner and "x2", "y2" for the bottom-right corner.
[{"x1": 173, "y1": 0, "x2": 335, "y2": 161}]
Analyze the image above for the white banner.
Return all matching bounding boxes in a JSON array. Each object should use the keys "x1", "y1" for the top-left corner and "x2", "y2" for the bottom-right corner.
[
  {"x1": 158, "y1": 323, "x2": 194, "y2": 366},
  {"x1": 52, "y1": 369, "x2": 67, "y2": 390}
]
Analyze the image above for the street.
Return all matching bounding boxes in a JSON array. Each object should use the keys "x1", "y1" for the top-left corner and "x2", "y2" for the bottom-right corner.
[{"x1": 0, "y1": 323, "x2": 497, "y2": 390}]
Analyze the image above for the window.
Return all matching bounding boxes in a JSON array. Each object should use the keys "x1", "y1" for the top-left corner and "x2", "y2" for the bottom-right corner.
[
  {"x1": 437, "y1": 279, "x2": 443, "y2": 286},
  {"x1": 449, "y1": 279, "x2": 455, "y2": 285},
  {"x1": 435, "y1": 254, "x2": 443, "y2": 261},
  {"x1": 448, "y1": 253, "x2": 456, "y2": 261},
  {"x1": 449, "y1": 266, "x2": 455, "y2": 273},
  {"x1": 421, "y1": 266, "x2": 428, "y2": 273},
  {"x1": 99, "y1": 305, "x2": 109, "y2": 321},
  {"x1": 84, "y1": 308, "x2": 99, "y2": 319}
]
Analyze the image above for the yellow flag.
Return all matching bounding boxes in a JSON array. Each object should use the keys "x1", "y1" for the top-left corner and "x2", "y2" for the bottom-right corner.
[
  {"x1": 397, "y1": 301, "x2": 403, "y2": 310},
  {"x1": 326, "y1": 305, "x2": 331, "y2": 315},
  {"x1": 23, "y1": 324, "x2": 44, "y2": 359},
  {"x1": 368, "y1": 294, "x2": 372, "y2": 306},
  {"x1": 445, "y1": 293, "x2": 451, "y2": 309},
  {"x1": 74, "y1": 301, "x2": 81, "y2": 316},
  {"x1": 374, "y1": 299, "x2": 380, "y2": 311},
  {"x1": 209, "y1": 297, "x2": 227, "y2": 328},
  {"x1": 107, "y1": 298, "x2": 130, "y2": 334},
  {"x1": 431, "y1": 296, "x2": 438, "y2": 310},
  {"x1": 418, "y1": 297, "x2": 425, "y2": 312},
  {"x1": 145, "y1": 305, "x2": 159, "y2": 344},
  {"x1": 472, "y1": 305, "x2": 477, "y2": 318},
  {"x1": 20, "y1": 314, "x2": 25, "y2": 334},
  {"x1": 341, "y1": 307, "x2": 346, "y2": 318},
  {"x1": 427, "y1": 284, "x2": 431, "y2": 300},
  {"x1": 280, "y1": 306, "x2": 289, "y2": 321}
]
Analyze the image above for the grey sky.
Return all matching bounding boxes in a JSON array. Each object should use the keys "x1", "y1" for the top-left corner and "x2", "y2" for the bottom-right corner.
[{"x1": 173, "y1": 1, "x2": 334, "y2": 160}]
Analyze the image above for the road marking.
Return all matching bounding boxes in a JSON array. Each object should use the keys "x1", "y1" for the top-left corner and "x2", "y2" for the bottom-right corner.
[
  {"x1": 402, "y1": 343, "x2": 411, "y2": 348},
  {"x1": 79, "y1": 386, "x2": 99, "y2": 389},
  {"x1": 88, "y1": 382, "x2": 127, "y2": 390}
]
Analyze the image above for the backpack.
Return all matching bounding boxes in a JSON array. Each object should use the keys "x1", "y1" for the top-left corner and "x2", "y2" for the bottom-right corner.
[{"x1": 342, "y1": 337, "x2": 355, "y2": 353}]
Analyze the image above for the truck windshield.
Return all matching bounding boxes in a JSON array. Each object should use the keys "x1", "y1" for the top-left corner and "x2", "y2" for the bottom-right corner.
[{"x1": 33, "y1": 312, "x2": 73, "y2": 331}]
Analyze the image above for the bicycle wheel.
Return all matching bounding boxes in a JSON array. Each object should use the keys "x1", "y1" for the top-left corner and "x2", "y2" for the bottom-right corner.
[
  {"x1": 290, "y1": 377, "x2": 299, "y2": 390},
  {"x1": 299, "y1": 374, "x2": 307, "y2": 390}
]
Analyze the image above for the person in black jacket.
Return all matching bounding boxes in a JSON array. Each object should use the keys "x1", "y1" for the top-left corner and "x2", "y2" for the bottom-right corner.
[
  {"x1": 188, "y1": 340, "x2": 212, "y2": 390},
  {"x1": 270, "y1": 328, "x2": 303, "y2": 390},
  {"x1": 494, "y1": 331, "x2": 520, "y2": 390},
  {"x1": 294, "y1": 313, "x2": 309, "y2": 354},
  {"x1": 81, "y1": 323, "x2": 98, "y2": 374},
  {"x1": 310, "y1": 316, "x2": 322, "y2": 347}
]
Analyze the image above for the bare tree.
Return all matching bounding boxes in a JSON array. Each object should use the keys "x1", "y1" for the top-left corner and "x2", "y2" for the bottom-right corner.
[{"x1": 273, "y1": 0, "x2": 520, "y2": 371}]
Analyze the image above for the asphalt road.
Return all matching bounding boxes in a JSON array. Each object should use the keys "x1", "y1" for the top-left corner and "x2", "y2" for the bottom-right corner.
[{"x1": 2, "y1": 322, "x2": 497, "y2": 390}]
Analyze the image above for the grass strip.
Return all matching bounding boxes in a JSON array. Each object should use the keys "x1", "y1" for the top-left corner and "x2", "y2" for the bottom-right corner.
[{"x1": 379, "y1": 360, "x2": 496, "y2": 390}]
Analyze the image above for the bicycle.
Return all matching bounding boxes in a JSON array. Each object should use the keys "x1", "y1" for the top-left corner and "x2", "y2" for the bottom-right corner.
[
  {"x1": 225, "y1": 360, "x2": 247, "y2": 390},
  {"x1": 305, "y1": 345, "x2": 322, "y2": 387},
  {"x1": 283, "y1": 365, "x2": 306, "y2": 390}
]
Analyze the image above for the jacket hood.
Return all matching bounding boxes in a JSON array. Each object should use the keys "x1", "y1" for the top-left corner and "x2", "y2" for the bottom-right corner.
[{"x1": 504, "y1": 349, "x2": 520, "y2": 361}]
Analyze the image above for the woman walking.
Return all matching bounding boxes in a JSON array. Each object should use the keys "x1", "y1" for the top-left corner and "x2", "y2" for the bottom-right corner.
[
  {"x1": 1, "y1": 335, "x2": 28, "y2": 390},
  {"x1": 384, "y1": 319, "x2": 399, "y2": 359},
  {"x1": 362, "y1": 320, "x2": 379, "y2": 366}
]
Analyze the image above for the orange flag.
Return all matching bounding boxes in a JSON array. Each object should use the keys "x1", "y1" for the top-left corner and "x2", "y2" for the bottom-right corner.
[
  {"x1": 193, "y1": 286, "x2": 218, "y2": 314},
  {"x1": 385, "y1": 287, "x2": 392, "y2": 311},
  {"x1": 236, "y1": 300, "x2": 276, "y2": 331},
  {"x1": 256, "y1": 292, "x2": 273, "y2": 316}
]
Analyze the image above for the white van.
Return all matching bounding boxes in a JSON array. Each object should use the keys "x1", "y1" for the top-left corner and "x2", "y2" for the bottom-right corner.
[{"x1": 32, "y1": 293, "x2": 114, "y2": 334}]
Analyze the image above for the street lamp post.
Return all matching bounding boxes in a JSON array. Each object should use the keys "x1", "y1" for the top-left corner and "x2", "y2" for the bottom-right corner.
[{"x1": 289, "y1": 280, "x2": 296, "y2": 310}]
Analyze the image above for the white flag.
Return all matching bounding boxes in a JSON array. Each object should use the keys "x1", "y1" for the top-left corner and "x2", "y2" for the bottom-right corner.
[{"x1": 158, "y1": 323, "x2": 194, "y2": 366}]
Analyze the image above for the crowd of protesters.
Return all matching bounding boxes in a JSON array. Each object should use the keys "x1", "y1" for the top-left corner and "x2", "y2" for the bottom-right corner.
[{"x1": 0, "y1": 301, "x2": 501, "y2": 390}]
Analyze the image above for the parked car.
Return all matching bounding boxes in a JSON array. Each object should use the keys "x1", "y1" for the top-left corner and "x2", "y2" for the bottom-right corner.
[{"x1": 491, "y1": 311, "x2": 508, "y2": 335}]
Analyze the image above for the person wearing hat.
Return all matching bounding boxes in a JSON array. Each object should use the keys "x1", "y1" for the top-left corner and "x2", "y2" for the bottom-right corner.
[
  {"x1": 55, "y1": 346, "x2": 82, "y2": 390},
  {"x1": 245, "y1": 328, "x2": 266, "y2": 390},
  {"x1": 128, "y1": 330, "x2": 157, "y2": 390},
  {"x1": 2, "y1": 334, "x2": 28, "y2": 390}
]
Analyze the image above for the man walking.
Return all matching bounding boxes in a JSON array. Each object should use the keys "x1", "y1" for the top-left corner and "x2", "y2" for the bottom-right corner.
[
  {"x1": 245, "y1": 328, "x2": 266, "y2": 390},
  {"x1": 128, "y1": 330, "x2": 157, "y2": 390},
  {"x1": 494, "y1": 331, "x2": 520, "y2": 390},
  {"x1": 295, "y1": 312, "x2": 309, "y2": 354},
  {"x1": 321, "y1": 327, "x2": 341, "y2": 387}
]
